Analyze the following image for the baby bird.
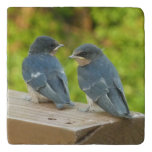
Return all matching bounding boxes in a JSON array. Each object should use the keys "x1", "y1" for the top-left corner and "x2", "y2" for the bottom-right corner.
[
  {"x1": 69, "y1": 44, "x2": 131, "y2": 118},
  {"x1": 22, "y1": 36, "x2": 74, "y2": 109}
]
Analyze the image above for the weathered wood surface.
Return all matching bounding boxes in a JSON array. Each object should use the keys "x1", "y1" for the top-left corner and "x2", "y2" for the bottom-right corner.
[{"x1": 7, "y1": 90, "x2": 144, "y2": 144}]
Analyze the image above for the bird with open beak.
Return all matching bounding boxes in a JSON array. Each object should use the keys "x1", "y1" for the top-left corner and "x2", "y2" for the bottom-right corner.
[
  {"x1": 22, "y1": 36, "x2": 74, "y2": 109},
  {"x1": 69, "y1": 43, "x2": 131, "y2": 118}
]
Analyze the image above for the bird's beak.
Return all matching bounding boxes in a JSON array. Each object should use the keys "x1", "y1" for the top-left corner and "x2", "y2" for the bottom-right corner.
[
  {"x1": 54, "y1": 44, "x2": 64, "y2": 51},
  {"x1": 69, "y1": 54, "x2": 85, "y2": 59}
]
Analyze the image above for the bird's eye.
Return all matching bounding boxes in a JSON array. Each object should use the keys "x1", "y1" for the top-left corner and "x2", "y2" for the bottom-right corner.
[
  {"x1": 79, "y1": 52, "x2": 87, "y2": 56},
  {"x1": 51, "y1": 44, "x2": 55, "y2": 47}
]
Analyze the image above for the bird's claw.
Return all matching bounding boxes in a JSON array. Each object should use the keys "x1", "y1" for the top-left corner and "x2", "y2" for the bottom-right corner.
[
  {"x1": 78, "y1": 106, "x2": 95, "y2": 112},
  {"x1": 23, "y1": 96, "x2": 32, "y2": 101}
]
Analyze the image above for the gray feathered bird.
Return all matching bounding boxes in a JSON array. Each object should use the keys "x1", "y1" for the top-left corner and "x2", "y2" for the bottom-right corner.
[
  {"x1": 22, "y1": 36, "x2": 74, "y2": 109},
  {"x1": 69, "y1": 44, "x2": 131, "y2": 118}
]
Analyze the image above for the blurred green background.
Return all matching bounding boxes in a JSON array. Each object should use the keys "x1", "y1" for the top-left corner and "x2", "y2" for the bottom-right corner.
[{"x1": 7, "y1": 7, "x2": 144, "y2": 113}]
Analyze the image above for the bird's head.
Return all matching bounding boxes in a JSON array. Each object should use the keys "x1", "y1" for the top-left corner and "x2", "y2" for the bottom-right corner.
[
  {"x1": 69, "y1": 44, "x2": 103, "y2": 66},
  {"x1": 29, "y1": 36, "x2": 64, "y2": 56}
]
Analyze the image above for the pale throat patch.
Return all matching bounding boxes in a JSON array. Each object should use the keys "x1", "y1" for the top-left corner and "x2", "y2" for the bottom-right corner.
[
  {"x1": 50, "y1": 45, "x2": 63, "y2": 56},
  {"x1": 75, "y1": 57, "x2": 91, "y2": 66},
  {"x1": 50, "y1": 51, "x2": 56, "y2": 56}
]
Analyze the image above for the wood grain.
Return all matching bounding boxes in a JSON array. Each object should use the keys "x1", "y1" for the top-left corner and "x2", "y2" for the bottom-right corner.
[{"x1": 7, "y1": 90, "x2": 144, "y2": 144}]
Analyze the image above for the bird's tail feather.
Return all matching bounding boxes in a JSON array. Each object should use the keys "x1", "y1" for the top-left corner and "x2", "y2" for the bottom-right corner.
[
  {"x1": 96, "y1": 94, "x2": 120, "y2": 116},
  {"x1": 96, "y1": 94, "x2": 132, "y2": 118}
]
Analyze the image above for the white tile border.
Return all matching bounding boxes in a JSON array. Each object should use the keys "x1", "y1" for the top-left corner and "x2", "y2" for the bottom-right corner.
[{"x1": 0, "y1": 0, "x2": 152, "y2": 151}]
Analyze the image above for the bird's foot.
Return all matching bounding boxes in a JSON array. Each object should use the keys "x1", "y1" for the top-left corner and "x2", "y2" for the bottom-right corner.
[
  {"x1": 78, "y1": 105, "x2": 95, "y2": 112},
  {"x1": 23, "y1": 95, "x2": 39, "y2": 103},
  {"x1": 23, "y1": 95, "x2": 32, "y2": 101}
]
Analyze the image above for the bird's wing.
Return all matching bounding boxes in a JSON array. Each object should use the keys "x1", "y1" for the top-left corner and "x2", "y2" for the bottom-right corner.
[
  {"x1": 113, "y1": 78, "x2": 130, "y2": 113},
  {"x1": 22, "y1": 68, "x2": 62, "y2": 104},
  {"x1": 80, "y1": 77, "x2": 121, "y2": 115},
  {"x1": 22, "y1": 57, "x2": 70, "y2": 105},
  {"x1": 80, "y1": 77, "x2": 109, "y2": 101},
  {"x1": 96, "y1": 94, "x2": 121, "y2": 116},
  {"x1": 47, "y1": 70, "x2": 71, "y2": 104},
  {"x1": 22, "y1": 58, "x2": 47, "y2": 90}
]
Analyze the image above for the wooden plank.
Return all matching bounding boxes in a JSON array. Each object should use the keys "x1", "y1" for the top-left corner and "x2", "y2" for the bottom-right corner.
[{"x1": 7, "y1": 90, "x2": 144, "y2": 144}]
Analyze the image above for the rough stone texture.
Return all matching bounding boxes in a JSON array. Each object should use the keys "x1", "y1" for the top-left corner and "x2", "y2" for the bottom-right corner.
[{"x1": 7, "y1": 90, "x2": 144, "y2": 144}]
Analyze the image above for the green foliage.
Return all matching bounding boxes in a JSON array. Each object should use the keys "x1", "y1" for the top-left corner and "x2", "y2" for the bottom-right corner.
[{"x1": 7, "y1": 7, "x2": 144, "y2": 113}]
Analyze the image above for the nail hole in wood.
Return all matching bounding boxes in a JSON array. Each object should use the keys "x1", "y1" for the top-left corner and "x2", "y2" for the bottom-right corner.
[
  {"x1": 48, "y1": 118, "x2": 56, "y2": 120},
  {"x1": 65, "y1": 122, "x2": 72, "y2": 124},
  {"x1": 65, "y1": 121, "x2": 75, "y2": 124}
]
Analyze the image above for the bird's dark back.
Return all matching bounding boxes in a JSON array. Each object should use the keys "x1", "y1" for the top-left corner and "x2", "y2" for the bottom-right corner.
[{"x1": 22, "y1": 54, "x2": 62, "y2": 76}]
